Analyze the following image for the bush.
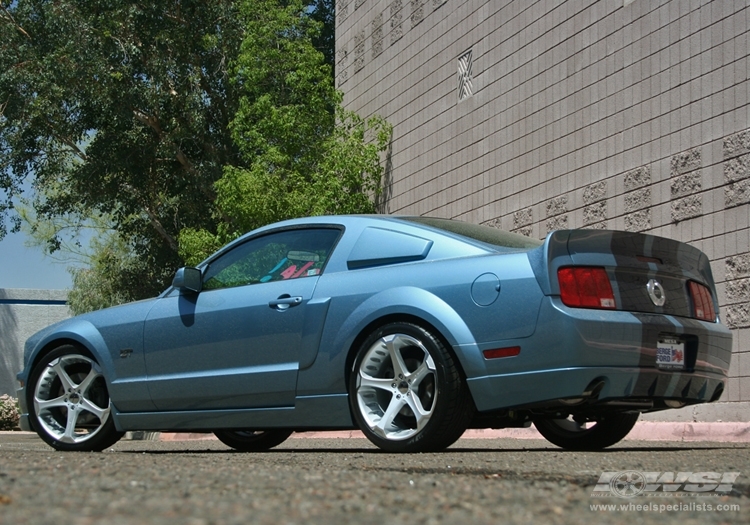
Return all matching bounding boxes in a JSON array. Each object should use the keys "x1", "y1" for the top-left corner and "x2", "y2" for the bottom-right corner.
[{"x1": 0, "y1": 395, "x2": 20, "y2": 430}]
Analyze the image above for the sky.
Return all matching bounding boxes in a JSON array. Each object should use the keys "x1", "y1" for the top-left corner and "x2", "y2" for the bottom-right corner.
[
  {"x1": 0, "y1": 230, "x2": 73, "y2": 290},
  {"x1": 0, "y1": 175, "x2": 76, "y2": 290}
]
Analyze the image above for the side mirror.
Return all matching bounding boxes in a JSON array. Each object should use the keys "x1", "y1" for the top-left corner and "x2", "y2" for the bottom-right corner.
[{"x1": 172, "y1": 267, "x2": 202, "y2": 294}]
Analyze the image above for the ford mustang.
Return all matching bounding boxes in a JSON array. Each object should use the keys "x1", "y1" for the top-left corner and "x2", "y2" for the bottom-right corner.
[{"x1": 16, "y1": 215, "x2": 732, "y2": 452}]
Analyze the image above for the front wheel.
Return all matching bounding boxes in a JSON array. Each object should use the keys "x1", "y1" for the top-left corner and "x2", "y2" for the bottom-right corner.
[
  {"x1": 534, "y1": 412, "x2": 640, "y2": 450},
  {"x1": 214, "y1": 430, "x2": 293, "y2": 451},
  {"x1": 349, "y1": 322, "x2": 474, "y2": 453},
  {"x1": 27, "y1": 345, "x2": 124, "y2": 451}
]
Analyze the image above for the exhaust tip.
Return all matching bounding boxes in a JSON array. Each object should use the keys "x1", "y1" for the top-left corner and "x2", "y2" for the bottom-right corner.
[
  {"x1": 558, "y1": 378, "x2": 608, "y2": 406},
  {"x1": 582, "y1": 378, "x2": 607, "y2": 400}
]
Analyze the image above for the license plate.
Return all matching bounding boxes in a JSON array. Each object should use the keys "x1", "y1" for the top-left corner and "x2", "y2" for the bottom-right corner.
[{"x1": 656, "y1": 338, "x2": 685, "y2": 370}]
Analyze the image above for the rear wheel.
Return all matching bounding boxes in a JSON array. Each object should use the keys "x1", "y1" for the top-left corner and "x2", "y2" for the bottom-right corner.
[
  {"x1": 534, "y1": 412, "x2": 640, "y2": 450},
  {"x1": 349, "y1": 322, "x2": 473, "y2": 453},
  {"x1": 28, "y1": 345, "x2": 124, "y2": 451},
  {"x1": 214, "y1": 429, "x2": 293, "y2": 451}
]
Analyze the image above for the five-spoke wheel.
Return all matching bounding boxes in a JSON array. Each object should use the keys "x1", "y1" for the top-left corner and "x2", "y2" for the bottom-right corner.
[
  {"x1": 349, "y1": 322, "x2": 473, "y2": 452},
  {"x1": 28, "y1": 345, "x2": 123, "y2": 451}
]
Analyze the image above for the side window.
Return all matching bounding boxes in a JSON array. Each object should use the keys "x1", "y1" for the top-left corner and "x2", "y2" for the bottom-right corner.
[{"x1": 202, "y1": 228, "x2": 341, "y2": 291}]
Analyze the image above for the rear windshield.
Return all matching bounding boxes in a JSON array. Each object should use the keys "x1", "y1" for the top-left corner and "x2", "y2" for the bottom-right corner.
[{"x1": 404, "y1": 217, "x2": 543, "y2": 250}]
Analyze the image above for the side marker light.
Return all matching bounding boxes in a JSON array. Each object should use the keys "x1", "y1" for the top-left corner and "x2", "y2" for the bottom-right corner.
[{"x1": 483, "y1": 347, "x2": 521, "y2": 359}]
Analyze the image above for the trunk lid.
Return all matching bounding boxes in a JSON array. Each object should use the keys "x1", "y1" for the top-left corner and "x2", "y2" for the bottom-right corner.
[{"x1": 528, "y1": 229, "x2": 718, "y2": 319}]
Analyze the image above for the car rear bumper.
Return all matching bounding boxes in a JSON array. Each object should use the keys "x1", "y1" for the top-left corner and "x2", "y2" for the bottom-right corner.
[
  {"x1": 465, "y1": 297, "x2": 732, "y2": 413},
  {"x1": 467, "y1": 365, "x2": 726, "y2": 412}
]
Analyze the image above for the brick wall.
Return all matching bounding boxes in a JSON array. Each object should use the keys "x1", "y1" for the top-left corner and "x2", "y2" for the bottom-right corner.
[{"x1": 338, "y1": 0, "x2": 750, "y2": 415}]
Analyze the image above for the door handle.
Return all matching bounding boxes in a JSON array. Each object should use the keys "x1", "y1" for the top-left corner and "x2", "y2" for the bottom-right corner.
[{"x1": 269, "y1": 295, "x2": 303, "y2": 311}]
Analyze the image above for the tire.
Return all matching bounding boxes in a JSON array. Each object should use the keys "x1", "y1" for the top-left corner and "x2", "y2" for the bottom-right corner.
[
  {"x1": 27, "y1": 345, "x2": 124, "y2": 451},
  {"x1": 534, "y1": 412, "x2": 640, "y2": 451},
  {"x1": 349, "y1": 322, "x2": 474, "y2": 453},
  {"x1": 214, "y1": 430, "x2": 293, "y2": 451}
]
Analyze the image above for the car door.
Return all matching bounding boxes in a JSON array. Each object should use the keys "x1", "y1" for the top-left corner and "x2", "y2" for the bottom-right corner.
[{"x1": 142, "y1": 227, "x2": 341, "y2": 411}]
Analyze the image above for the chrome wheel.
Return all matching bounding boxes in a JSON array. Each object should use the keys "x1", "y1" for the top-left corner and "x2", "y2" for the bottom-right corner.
[
  {"x1": 349, "y1": 322, "x2": 473, "y2": 452},
  {"x1": 355, "y1": 333, "x2": 437, "y2": 440},
  {"x1": 28, "y1": 346, "x2": 123, "y2": 451},
  {"x1": 34, "y1": 354, "x2": 111, "y2": 444}
]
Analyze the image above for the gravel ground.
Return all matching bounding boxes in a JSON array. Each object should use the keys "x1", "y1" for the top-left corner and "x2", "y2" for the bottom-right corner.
[{"x1": 0, "y1": 432, "x2": 748, "y2": 525}]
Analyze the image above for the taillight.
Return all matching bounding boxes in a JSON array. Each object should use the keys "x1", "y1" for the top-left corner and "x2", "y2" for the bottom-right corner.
[
  {"x1": 558, "y1": 267, "x2": 616, "y2": 309},
  {"x1": 688, "y1": 281, "x2": 716, "y2": 321}
]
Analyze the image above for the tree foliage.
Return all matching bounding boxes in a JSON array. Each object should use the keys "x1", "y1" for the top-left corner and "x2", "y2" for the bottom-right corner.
[
  {"x1": 1, "y1": 0, "x2": 391, "y2": 310},
  {"x1": 181, "y1": 110, "x2": 391, "y2": 266},
  {"x1": 66, "y1": 233, "x2": 139, "y2": 315},
  {"x1": 1, "y1": 0, "x2": 245, "y2": 298},
  {"x1": 179, "y1": 0, "x2": 391, "y2": 265},
  {"x1": 307, "y1": 0, "x2": 336, "y2": 73},
  {"x1": 18, "y1": 191, "x2": 151, "y2": 313}
]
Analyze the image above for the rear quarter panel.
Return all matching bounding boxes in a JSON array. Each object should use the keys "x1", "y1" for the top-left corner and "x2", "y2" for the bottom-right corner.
[{"x1": 296, "y1": 251, "x2": 545, "y2": 397}]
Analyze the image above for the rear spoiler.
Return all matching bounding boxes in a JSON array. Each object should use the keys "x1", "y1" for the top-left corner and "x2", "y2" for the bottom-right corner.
[{"x1": 527, "y1": 229, "x2": 716, "y2": 296}]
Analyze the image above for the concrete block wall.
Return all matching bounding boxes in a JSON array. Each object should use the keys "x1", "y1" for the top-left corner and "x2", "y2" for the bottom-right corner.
[
  {"x1": 337, "y1": 0, "x2": 750, "y2": 417},
  {"x1": 0, "y1": 289, "x2": 70, "y2": 397}
]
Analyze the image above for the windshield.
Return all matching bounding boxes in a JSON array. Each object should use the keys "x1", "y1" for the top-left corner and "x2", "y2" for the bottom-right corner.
[{"x1": 404, "y1": 217, "x2": 543, "y2": 250}]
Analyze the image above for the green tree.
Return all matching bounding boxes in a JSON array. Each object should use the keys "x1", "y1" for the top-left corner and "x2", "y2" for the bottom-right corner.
[
  {"x1": 66, "y1": 234, "x2": 139, "y2": 315},
  {"x1": 18, "y1": 193, "x2": 154, "y2": 313},
  {"x1": 1, "y1": 0, "x2": 390, "y2": 310},
  {"x1": 1, "y1": 0, "x2": 244, "y2": 298},
  {"x1": 308, "y1": 0, "x2": 336, "y2": 72},
  {"x1": 179, "y1": 0, "x2": 391, "y2": 265}
]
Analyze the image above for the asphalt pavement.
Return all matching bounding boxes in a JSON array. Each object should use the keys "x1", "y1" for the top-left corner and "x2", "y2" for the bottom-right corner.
[{"x1": 0, "y1": 432, "x2": 748, "y2": 525}]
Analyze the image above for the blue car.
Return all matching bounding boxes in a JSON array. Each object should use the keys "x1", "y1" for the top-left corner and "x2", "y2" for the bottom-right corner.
[{"x1": 16, "y1": 215, "x2": 732, "y2": 452}]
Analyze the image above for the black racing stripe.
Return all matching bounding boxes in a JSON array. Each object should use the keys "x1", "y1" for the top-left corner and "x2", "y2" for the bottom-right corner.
[
  {"x1": 602, "y1": 231, "x2": 728, "y2": 401},
  {"x1": 610, "y1": 233, "x2": 652, "y2": 372},
  {"x1": 629, "y1": 311, "x2": 729, "y2": 400},
  {"x1": 630, "y1": 313, "x2": 673, "y2": 391}
]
